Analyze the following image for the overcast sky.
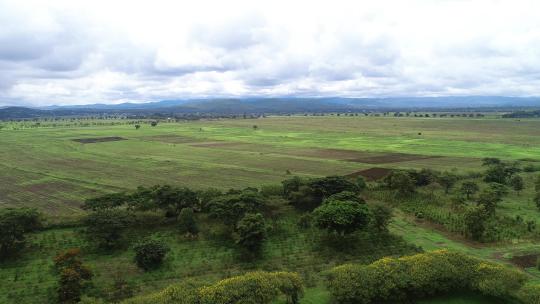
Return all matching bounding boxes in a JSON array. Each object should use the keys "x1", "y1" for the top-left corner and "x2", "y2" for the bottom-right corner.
[{"x1": 1, "y1": 0, "x2": 540, "y2": 106}]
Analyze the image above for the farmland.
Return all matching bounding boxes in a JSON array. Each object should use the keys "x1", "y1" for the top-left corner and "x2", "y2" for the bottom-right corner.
[
  {"x1": 2, "y1": 115, "x2": 540, "y2": 303},
  {"x1": 2, "y1": 115, "x2": 539, "y2": 217}
]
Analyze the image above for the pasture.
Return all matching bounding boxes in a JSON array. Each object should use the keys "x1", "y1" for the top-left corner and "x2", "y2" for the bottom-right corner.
[{"x1": 2, "y1": 115, "x2": 539, "y2": 217}]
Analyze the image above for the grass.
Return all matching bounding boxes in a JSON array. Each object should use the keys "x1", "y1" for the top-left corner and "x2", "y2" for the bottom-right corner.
[
  {"x1": 2, "y1": 116, "x2": 540, "y2": 217},
  {"x1": 2, "y1": 115, "x2": 540, "y2": 303}
]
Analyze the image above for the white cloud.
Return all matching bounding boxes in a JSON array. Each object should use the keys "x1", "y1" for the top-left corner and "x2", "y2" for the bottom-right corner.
[{"x1": 1, "y1": 0, "x2": 540, "y2": 106}]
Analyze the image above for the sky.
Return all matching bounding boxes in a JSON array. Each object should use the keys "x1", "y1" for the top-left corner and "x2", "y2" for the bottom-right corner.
[{"x1": 1, "y1": 0, "x2": 540, "y2": 106}]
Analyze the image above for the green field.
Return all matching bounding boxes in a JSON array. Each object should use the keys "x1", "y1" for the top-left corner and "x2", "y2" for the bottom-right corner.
[
  {"x1": 2, "y1": 115, "x2": 540, "y2": 303},
  {"x1": 2, "y1": 116, "x2": 540, "y2": 217}
]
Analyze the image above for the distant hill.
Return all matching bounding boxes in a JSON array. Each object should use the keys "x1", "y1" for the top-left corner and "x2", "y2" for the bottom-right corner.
[{"x1": 2, "y1": 96, "x2": 540, "y2": 119}]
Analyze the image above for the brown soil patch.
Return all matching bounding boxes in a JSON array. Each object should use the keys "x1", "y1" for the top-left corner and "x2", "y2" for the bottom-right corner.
[
  {"x1": 346, "y1": 153, "x2": 440, "y2": 164},
  {"x1": 510, "y1": 254, "x2": 539, "y2": 268},
  {"x1": 72, "y1": 137, "x2": 126, "y2": 144},
  {"x1": 346, "y1": 167, "x2": 393, "y2": 181}
]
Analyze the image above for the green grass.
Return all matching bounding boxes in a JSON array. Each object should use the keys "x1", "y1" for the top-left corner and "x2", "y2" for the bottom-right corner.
[{"x1": 3, "y1": 116, "x2": 540, "y2": 217}]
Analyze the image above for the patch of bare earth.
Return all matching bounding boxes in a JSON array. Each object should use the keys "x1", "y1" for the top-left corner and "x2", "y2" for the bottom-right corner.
[
  {"x1": 346, "y1": 153, "x2": 440, "y2": 164},
  {"x1": 510, "y1": 254, "x2": 539, "y2": 268},
  {"x1": 346, "y1": 167, "x2": 393, "y2": 181},
  {"x1": 72, "y1": 137, "x2": 126, "y2": 144}
]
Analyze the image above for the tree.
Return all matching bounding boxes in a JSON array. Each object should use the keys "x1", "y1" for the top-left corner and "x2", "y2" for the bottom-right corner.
[
  {"x1": 535, "y1": 192, "x2": 540, "y2": 211},
  {"x1": 509, "y1": 175, "x2": 524, "y2": 194},
  {"x1": 150, "y1": 121, "x2": 158, "y2": 127},
  {"x1": 178, "y1": 207, "x2": 198, "y2": 235},
  {"x1": 370, "y1": 203, "x2": 392, "y2": 233},
  {"x1": 312, "y1": 200, "x2": 371, "y2": 235},
  {"x1": 82, "y1": 192, "x2": 129, "y2": 211},
  {"x1": 54, "y1": 248, "x2": 92, "y2": 304},
  {"x1": 535, "y1": 175, "x2": 540, "y2": 192},
  {"x1": 0, "y1": 208, "x2": 41, "y2": 260},
  {"x1": 83, "y1": 209, "x2": 133, "y2": 249},
  {"x1": 235, "y1": 213, "x2": 267, "y2": 254},
  {"x1": 356, "y1": 176, "x2": 367, "y2": 192},
  {"x1": 484, "y1": 164, "x2": 508, "y2": 184},
  {"x1": 134, "y1": 124, "x2": 141, "y2": 130},
  {"x1": 208, "y1": 190, "x2": 265, "y2": 226},
  {"x1": 460, "y1": 181, "x2": 479, "y2": 200},
  {"x1": 464, "y1": 205, "x2": 489, "y2": 241},
  {"x1": 386, "y1": 171, "x2": 416, "y2": 196},
  {"x1": 151, "y1": 185, "x2": 198, "y2": 220},
  {"x1": 308, "y1": 176, "x2": 360, "y2": 202},
  {"x1": 410, "y1": 168, "x2": 437, "y2": 186},
  {"x1": 438, "y1": 172, "x2": 458, "y2": 194},
  {"x1": 477, "y1": 188, "x2": 503, "y2": 216},
  {"x1": 133, "y1": 238, "x2": 170, "y2": 271},
  {"x1": 482, "y1": 157, "x2": 501, "y2": 166}
]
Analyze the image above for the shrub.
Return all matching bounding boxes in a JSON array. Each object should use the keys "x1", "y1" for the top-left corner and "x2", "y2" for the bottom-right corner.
[
  {"x1": 122, "y1": 271, "x2": 303, "y2": 304},
  {"x1": 54, "y1": 249, "x2": 93, "y2": 304},
  {"x1": 178, "y1": 208, "x2": 198, "y2": 235},
  {"x1": 133, "y1": 238, "x2": 170, "y2": 271},
  {"x1": 326, "y1": 250, "x2": 526, "y2": 304},
  {"x1": 84, "y1": 209, "x2": 133, "y2": 249}
]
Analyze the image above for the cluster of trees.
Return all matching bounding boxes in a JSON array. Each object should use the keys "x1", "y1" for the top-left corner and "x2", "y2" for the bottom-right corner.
[
  {"x1": 326, "y1": 250, "x2": 528, "y2": 304},
  {"x1": 376, "y1": 159, "x2": 536, "y2": 242}
]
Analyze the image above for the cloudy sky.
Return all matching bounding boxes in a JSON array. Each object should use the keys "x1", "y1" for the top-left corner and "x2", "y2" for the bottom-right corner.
[{"x1": 1, "y1": 0, "x2": 540, "y2": 106}]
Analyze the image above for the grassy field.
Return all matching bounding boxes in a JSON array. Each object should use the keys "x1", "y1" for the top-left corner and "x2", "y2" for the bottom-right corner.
[
  {"x1": 2, "y1": 115, "x2": 540, "y2": 303},
  {"x1": 2, "y1": 116, "x2": 540, "y2": 217}
]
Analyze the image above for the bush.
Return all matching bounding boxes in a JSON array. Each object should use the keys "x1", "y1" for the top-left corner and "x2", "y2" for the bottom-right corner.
[
  {"x1": 122, "y1": 271, "x2": 303, "y2": 304},
  {"x1": 133, "y1": 238, "x2": 170, "y2": 271},
  {"x1": 178, "y1": 208, "x2": 198, "y2": 235},
  {"x1": 84, "y1": 209, "x2": 133, "y2": 249},
  {"x1": 235, "y1": 213, "x2": 267, "y2": 254},
  {"x1": 54, "y1": 249, "x2": 93, "y2": 304},
  {"x1": 517, "y1": 284, "x2": 540, "y2": 304},
  {"x1": 326, "y1": 250, "x2": 526, "y2": 304},
  {"x1": 312, "y1": 200, "x2": 371, "y2": 235}
]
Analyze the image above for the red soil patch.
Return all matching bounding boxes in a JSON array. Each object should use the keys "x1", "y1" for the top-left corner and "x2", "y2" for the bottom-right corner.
[
  {"x1": 72, "y1": 136, "x2": 126, "y2": 144},
  {"x1": 510, "y1": 254, "x2": 539, "y2": 268},
  {"x1": 346, "y1": 167, "x2": 393, "y2": 181}
]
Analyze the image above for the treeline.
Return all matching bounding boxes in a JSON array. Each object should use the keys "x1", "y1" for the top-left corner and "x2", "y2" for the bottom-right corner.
[{"x1": 503, "y1": 110, "x2": 540, "y2": 118}]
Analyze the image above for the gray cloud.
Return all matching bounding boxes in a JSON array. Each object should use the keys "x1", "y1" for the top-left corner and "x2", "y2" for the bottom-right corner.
[{"x1": 1, "y1": 0, "x2": 540, "y2": 106}]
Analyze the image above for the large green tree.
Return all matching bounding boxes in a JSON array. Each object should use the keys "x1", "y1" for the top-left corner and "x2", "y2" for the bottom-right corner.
[
  {"x1": 83, "y1": 209, "x2": 133, "y2": 249},
  {"x1": 0, "y1": 208, "x2": 41, "y2": 259},
  {"x1": 312, "y1": 200, "x2": 371, "y2": 235},
  {"x1": 235, "y1": 213, "x2": 267, "y2": 254}
]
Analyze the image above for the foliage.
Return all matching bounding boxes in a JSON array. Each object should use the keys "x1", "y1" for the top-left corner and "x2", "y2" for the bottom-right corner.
[
  {"x1": 326, "y1": 191, "x2": 364, "y2": 203},
  {"x1": 122, "y1": 271, "x2": 303, "y2": 304},
  {"x1": 370, "y1": 203, "x2": 392, "y2": 233},
  {"x1": 178, "y1": 208, "x2": 198, "y2": 235},
  {"x1": 235, "y1": 213, "x2": 267, "y2": 254},
  {"x1": 133, "y1": 238, "x2": 170, "y2": 271},
  {"x1": 326, "y1": 250, "x2": 527, "y2": 304},
  {"x1": 151, "y1": 185, "x2": 198, "y2": 219},
  {"x1": 385, "y1": 171, "x2": 416, "y2": 196},
  {"x1": 460, "y1": 181, "x2": 479, "y2": 200},
  {"x1": 208, "y1": 189, "x2": 265, "y2": 226},
  {"x1": 54, "y1": 248, "x2": 93, "y2": 304},
  {"x1": 312, "y1": 200, "x2": 371, "y2": 235},
  {"x1": 82, "y1": 192, "x2": 129, "y2": 211},
  {"x1": 0, "y1": 208, "x2": 41, "y2": 259},
  {"x1": 509, "y1": 175, "x2": 524, "y2": 193},
  {"x1": 437, "y1": 171, "x2": 458, "y2": 194},
  {"x1": 83, "y1": 209, "x2": 133, "y2": 249},
  {"x1": 464, "y1": 205, "x2": 489, "y2": 241}
]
